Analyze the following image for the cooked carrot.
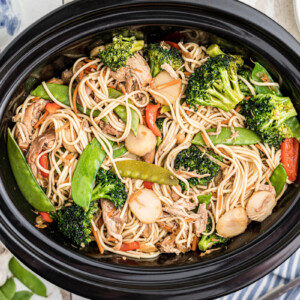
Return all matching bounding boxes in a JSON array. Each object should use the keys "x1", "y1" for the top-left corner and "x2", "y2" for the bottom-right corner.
[
  {"x1": 72, "y1": 85, "x2": 79, "y2": 114},
  {"x1": 185, "y1": 218, "x2": 196, "y2": 222},
  {"x1": 192, "y1": 235, "x2": 198, "y2": 251},
  {"x1": 218, "y1": 195, "x2": 223, "y2": 211},
  {"x1": 107, "y1": 207, "x2": 116, "y2": 218},
  {"x1": 183, "y1": 72, "x2": 192, "y2": 76},
  {"x1": 244, "y1": 96, "x2": 251, "y2": 100},
  {"x1": 133, "y1": 68, "x2": 143, "y2": 73},
  {"x1": 31, "y1": 96, "x2": 41, "y2": 102},
  {"x1": 45, "y1": 102, "x2": 61, "y2": 114},
  {"x1": 246, "y1": 183, "x2": 254, "y2": 191},
  {"x1": 235, "y1": 105, "x2": 241, "y2": 113},
  {"x1": 107, "y1": 237, "x2": 116, "y2": 242},
  {"x1": 65, "y1": 154, "x2": 73, "y2": 160},
  {"x1": 84, "y1": 59, "x2": 93, "y2": 63},
  {"x1": 56, "y1": 121, "x2": 70, "y2": 133},
  {"x1": 128, "y1": 190, "x2": 143, "y2": 203},
  {"x1": 107, "y1": 85, "x2": 115, "y2": 89},
  {"x1": 88, "y1": 64, "x2": 98, "y2": 70},
  {"x1": 255, "y1": 144, "x2": 265, "y2": 153},
  {"x1": 155, "y1": 79, "x2": 181, "y2": 90},
  {"x1": 185, "y1": 110, "x2": 191, "y2": 116},
  {"x1": 92, "y1": 225, "x2": 104, "y2": 254},
  {"x1": 102, "y1": 70, "x2": 107, "y2": 78},
  {"x1": 63, "y1": 177, "x2": 69, "y2": 184},
  {"x1": 157, "y1": 222, "x2": 172, "y2": 232},
  {"x1": 201, "y1": 132, "x2": 210, "y2": 147},
  {"x1": 261, "y1": 73, "x2": 277, "y2": 92},
  {"x1": 221, "y1": 117, "x2": 232, "y2": 125},
  {"x1": 34, "y1": 112, "x2": 48, "y2": 129},
  {"x1": 121, "y1": 85, "x2": 126, "y2": 94},
  {"x1": 86, "y1": 81, "x2": 97, "y2": 92},
  {"x1": 212, "y1": 192, "x2": 217, "y2": 197}
]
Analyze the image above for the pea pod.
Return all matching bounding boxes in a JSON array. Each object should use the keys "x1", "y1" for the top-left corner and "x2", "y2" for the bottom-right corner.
[
  {"x1": 197, "y1": 193, "x2": 212, "y2": 206},
  {"x1": 11, "y1": 291, "x2": 32, "y2": 300},
  {"x1": 71, "y1": 138, "x2": 106, "y2": 210},
  {"x1": 7, "y1": 129, "x2": 55, "y2": 212},
  {"x1": 270, "y1": 163, "x2": 287, "y2": 196},
  {"x1": 112, "y1": 160, "x2": 179, "y2": 185},
  {"x1": 112, "y1": 144, "x2": 127, "y2": 159},
  {"x1": 0, "y1": 278, "x2": 16, "y2": 300},
  {"x1": 160, "y1": 105, "x2": 170, "y2": 113},
  {"x1": 8, "y1": 257, "x2": 46, "y2": 297},
  {"x1": 192, "y1": 127, "x2": 261, "y2": 146}
]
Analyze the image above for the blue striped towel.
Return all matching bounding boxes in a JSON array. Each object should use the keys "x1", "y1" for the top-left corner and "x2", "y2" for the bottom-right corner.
[{"x1": 218, "y1": 249, "x2": 300, "y2": 300}]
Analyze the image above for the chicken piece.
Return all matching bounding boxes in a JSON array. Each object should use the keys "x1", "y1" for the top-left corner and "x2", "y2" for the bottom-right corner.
[
  {"x1": 194, "y1": 203, "x2": 208, "y2": 236},
  {"x1": 258, "y1": 184, "x2": 276, "y2": 196},
  {"x1": 101, "y1": 199, "x2": 126, "y2": 250},
  {"x1": 61, "y1": 69, "x2": 73, "y2": 84},
  {"x1": 171, "y1": 185, "x2": 182, "y2": 201},
  {"x1": 163, "y1": 204, "x2": 199, "y2": 219},
  {"x1": 26, "y1": 128, "x2": 56, "y2": 183},
  {"x1": 99, "y1": 120, "x2": 122, "y2": 137},
  {"x1": 158, "y1": 234, "x2": 180, "y2": 254},
  {"x1": 143, "y1": 148, "x2": 155, "y2": 164},
  {"x1": 17, "y1": 99, "x2": 47, "y2": 150}
]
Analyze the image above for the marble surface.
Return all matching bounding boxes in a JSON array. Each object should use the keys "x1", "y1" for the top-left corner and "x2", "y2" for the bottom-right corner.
[{"x1": 0, "y1": 0, "x2": 299, "y2": 300}]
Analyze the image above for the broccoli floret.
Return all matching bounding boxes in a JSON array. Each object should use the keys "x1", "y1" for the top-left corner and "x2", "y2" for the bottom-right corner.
[
  {"x1": 91, "y1": 168, "x2": 127, "y2": 208},
  {"x1": 238, "y1": 68, "x2": 253, "y2": 96},
  {"x1": 174, "y1": 145, "x2": 222, "y2": 190},
  {"x1": 240, "y1": 94, "x2": 297, "y2": 148},
  {"x1": 145, "y1": 43, "x2": 184, "y2": 77},
  {"x1": 185, "y1": 54, "x2": 244, "y2": 112},
  {"x1": 54, "y1": 201, "x2": 98, "y2": 248},
  {"x1": 98, "y1": 34, "x2": 144, "y2": 71},
  {"x1": 198, "y1": 218, "x2": 230, "y2": 252}
]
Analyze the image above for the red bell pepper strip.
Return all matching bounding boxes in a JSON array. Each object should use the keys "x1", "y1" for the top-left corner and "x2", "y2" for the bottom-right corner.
[
  {"x1": 144, "y1": 181, "x2": 153, "y2": 189},
  {"x1": 146, "y1": 104, "x2": 161, "y2": 137},
  {"x1": 120, "y1": 242, "x2": 140, "y2": 252},
  {"x1": 165, "y1": 41, "x2": 180, "y2": 50},
  {"x1": 281, "y1": 138, "x2": 299, "y2": 182},
  {"x1": 39, "y1": 153, "x2": 49, "y2": 178},
  {"x1": 45, "y1": 102, "x2": 61, "y2": 114},
  {"x1": 39, "y1": 212, "x2": 53, "y2": 223}
]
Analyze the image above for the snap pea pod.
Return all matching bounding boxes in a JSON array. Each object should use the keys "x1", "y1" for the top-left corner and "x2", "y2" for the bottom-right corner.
[
  {"x1": 160, "y1": 105, "x2": 170, "y2": 113},
  {"x1": 192, "y1": 127, "x2": 261, "y2": 146},
  {"x1": 251, "y1": 62, "x2": 282, "y2": 96},
  {"x1": 8, "y1": 257, "x2": 47, "y2": 297},
  {"x1": 12, "y1": 291, "x2": 33, "y2": 300},
  {"x1": 31, "y1": 84, "x2": 139, "y2": 135},
  {"x1": 71, "y1": 138, "x2": 106, "y2": 210},
  {"x1": 112, "y1": 144, "x2": 127, "y2": 159},
  {"x1": 270, "y1": 163, "x2": 287, "y2": 196},
  {"x1": 197, "y1": 193, "x2": 212, "y2": 206},
  {"x1": 112, "y1": 160, "x2": 179, "y2": 185},
  {"x1": 0, "y1": 278, "x2": 16, "y2": 300},
  {"x1": 7, "y1": 129, "x2": 55, "y2": 212}
]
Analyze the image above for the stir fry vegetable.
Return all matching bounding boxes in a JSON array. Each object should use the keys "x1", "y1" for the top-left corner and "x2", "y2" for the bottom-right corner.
[
  {"x1": 112, "y1": 160, "x2": 179, "y2": 185},
  {"x1": 71, "y1": 138, "x2": 106, "y2": 211},
  {"x1": 146, "y1": 103, "x2": 161, "y2": 137},
  {"x1": 7, "y1": 129, "x2": 55, "y2": 212},
  {"x1": 281, "y1": 138, "x2": 299, "y2": 182},
  {"x1": 269, "y1": 163, "x2": 287, "y2": 195},
  {"x1": 192, "y1": 127, "x2": 261, "y2": 146}
]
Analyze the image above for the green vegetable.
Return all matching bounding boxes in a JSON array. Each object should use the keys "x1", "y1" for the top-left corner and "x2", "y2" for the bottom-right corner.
[
  {"x1": 54, "y1": 201, "x2": 98, "y2": 247},
  {"x1": 251, "y1": 62, "x2": 282, "y2": 95},
  {"x1": 9, "y1": 257, "x2": 47, "y2": 297},
  {"x1": 240, "y1": 94, "x2": 297, "y2": 148},
  {"x1": 112, "y1": 160, "x2": 178, "y2": 185},
  {"x1": 71, "y1": 138, "x2": 106, "y2": 211},
  {"x1": 192, "y1": 127, "x2": 261, "y2": 146},
  {"x1": 185, "y1": 54, "x2": 244, "y2": 112},
  {"x1": 174, "y1": 145, "x2": 222, "y2": 190},
  {"x1": 198, "y1": 218, "x2": 229, "y2": 252},
  {"x1": 270, "y1": 163, "x2": 287, "y2": 196},
  {"x1": 285, "y1": 117, "x2": 300, "y2": 142},
  {"x1": 91, "y1": 168, "x2": 127, "y2": 208},
  {"x1": 112, "y1": 143, "x2": 127, "y2": 159},
  {"x1": 156, "y1": 118, "x2": 164, "y2": 146},
  {"x1": 197, "y1": 193, "x2": 212, "y2": 206},
  {"x1": 11, "y1": 291, "x2": 32, "y2": 300},
  {"x1": 238, "y1": 68, "x2": 253, "y2": 96},
  {"x1": 160, "y1": 105, "x2": 170, "y2": 113},
  {"x1": 0, "y1": 278, "x2": 16, "y2": 300},
  {"x1": 144, "y1": 43, "x2": 184, "y2": 77},
  {"x1": 99, "y1": 34, "x2": 144, "y2": 71},
  {"x1": 7, "y1": 129, "x2": 55, "y2": 212}
]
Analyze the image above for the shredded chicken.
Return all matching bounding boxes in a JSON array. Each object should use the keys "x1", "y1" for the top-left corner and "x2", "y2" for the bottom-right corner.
[
  {"x1": 143, "y1": 148, "x2": 155, "y2": 164},
  {"x1": 99, "y1": 119, "x2": 122, "y2": 137},
  {"x1": 171, "y1": 185, "x2": 182, "y2": 201},
  {"x1": 175, "y1": 170, "x2": 210, "y2": 179},
  {"x1": 194, "y1": 203, "x2": 208, "y2": 236},
  {"x1": 26, "y1": 128, "x2": 56, "y2": 184},
  {"x1": 61, "y1": 69, "x2": 73, "y2": 84},
  {"x1": 158, "y1": 234, "x2": 180, "y2": 254},
  {"x1": 163, "y1": 204, "x2": 199, "y2": 219},
  {"x1": 101, "y1": 199, "x2": 126, "y2": 251},
  {"x1": 161, "y1": 63, "x2": 178, "y2": 79},
  {"x1": 17, "y1": 99, "x2": 47, "y2": 150}
]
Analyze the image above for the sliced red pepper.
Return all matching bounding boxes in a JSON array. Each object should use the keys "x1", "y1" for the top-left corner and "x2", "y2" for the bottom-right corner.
[
  {"x1": 45, "y1": 102, "x2": 61, "y2": 114},
  {"x1": 164, "y1": 41, "x2": 180, "y2": 50},
  {"x1": 144, "y1": 181, "x2": 153, "y2": 189},
  {"x1": 39, "y1": 212, "x2": 53, "y2": 223},
  {"x1": 120, "y1": 241, "x2": 140, "y2": 252},
  {"x1": 146, "y1": 104, "x2": 161, "y2": 137},
  {"x1": 281, "y1": 138, "x2": 299, "y2": 182},
  {"x1": 39, "y1": 153, "x2": 49, "y2": 178}
]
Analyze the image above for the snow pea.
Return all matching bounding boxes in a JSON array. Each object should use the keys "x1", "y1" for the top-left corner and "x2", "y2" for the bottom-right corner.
[
  {"x1": 0, "y1": 277, "x2": 16, "y2": 300},
  {"x1": 270, "y1": 163, "x2": 287, "y2": 196},
  {"x1": 112, "y1": 143, "x2": 127, "y2": 159},
  {"x1": 197, "y1": 193, "x2": 212, "y2": 206},
  {"x1": 9, "y1": 257, "x2": 46, "y2": 297},
  {"x1": 11, "y1": 291, "x2": 32, "y2": 300},
  {"x1": 192, "y1": 127, "x2": 261, "y2": 146},
  {"x1": 113, "y1": 160, "x2": 179, "y2": 185},
  {"x1": 7, "y1": 129, "x2": 55, "y2": 212},
  {"x1": 160, "y1": 105, "x2": 170, "y2": 113},
  {"x1": 71, "y1": 138, "x2": 106, "y2": 211},
  {"x1": 251, "y1": 62, "x2": 282, "y2": 95}
]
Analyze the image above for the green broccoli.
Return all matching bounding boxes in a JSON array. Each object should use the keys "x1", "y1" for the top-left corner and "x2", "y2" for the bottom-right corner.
[
  {"x1": 144, "y1": 43, "x2": 184, "y2": 77},
  {"x1": 198, "y1": 218, "x2": 230, "y2": 252},
  {"x1": 185, "y1": 54, "x2": 244, "y2": 112},
  {"x1": 174, "y1": 145, "x2": 222, "y2": 190},
  {"x1": 240, "y1": 94, "x2": 297, "y2": 148},
  {"x1": 54, "y1": 201, "x2": 98, "y2": 248},
  {"x1": 238, "y1": 68, "x2": 254, "y2": 96},
  {"x1": 98, "y1": 34, "x2": 144, "y2": 71},
  {"x1": 91, "y1": 168, "x2": 127, "y2": 208}
]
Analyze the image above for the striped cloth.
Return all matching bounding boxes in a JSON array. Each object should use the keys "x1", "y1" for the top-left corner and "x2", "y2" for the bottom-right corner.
[{"x1": 218, "y1": 249, "x2": 300, "y2": 300}]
